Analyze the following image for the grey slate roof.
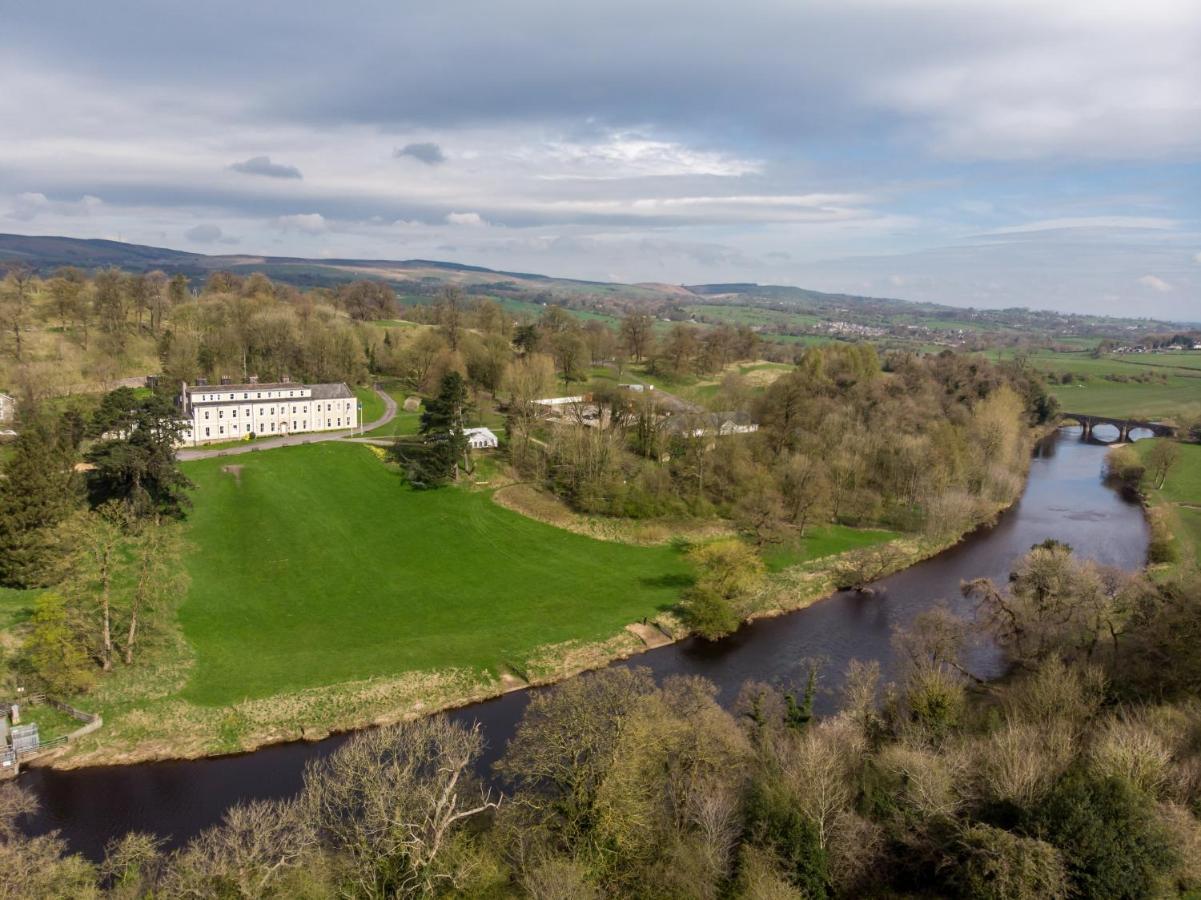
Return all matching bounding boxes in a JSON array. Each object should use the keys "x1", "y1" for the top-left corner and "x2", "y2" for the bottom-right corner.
[
  {"x1": 309, "y1": 382, "x2": 355, "y2": 400},
  {"x1": 185, "y1": 381, "x2": 353, "y2": 399}
]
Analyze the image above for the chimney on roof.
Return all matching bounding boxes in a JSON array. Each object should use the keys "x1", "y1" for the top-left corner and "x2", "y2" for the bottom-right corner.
[
  {"x1": 248, "y1": 375, "x2": 259, "y2": 385},
  {"x1": 220, "y1": 376, "x2": 231, "y2": 386},
  {"x1": 281, "y1": 374, "x2": 291, "y2": 384},
  {"x1": 196, "y1": 377, "x2": 208, "y2": 386}
]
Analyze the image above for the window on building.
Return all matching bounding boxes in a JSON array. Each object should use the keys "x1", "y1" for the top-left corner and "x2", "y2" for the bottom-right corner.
[
  {"x1": 243, "y1": 393, "x2": 248, "y2": 399},
  {"x1": 220, "y1": 426, "x2": 225, "y2": 434},
  {"x1": 271, "y1": 423, "x2": 275, "y2": 432},
  {"x1": 204, "y1": 411, "x2": 210, "y2": 420},
  {"x1": 293, "y1": 420, "x2": 298, "y2": 430},
  {"x1": 205, "y1": 427, "x2": 210, "y2": 437},
  {"x1": 228, "y1": 393, "x2": 234, "y2": 400},
  {"x1": 257, "y1": 392, "x2": 261, "y2": 398},
  {"x1": 219, "y1": 410, "x2": 224, "y2": 418},
  {"x1": 232, "y1": 409, "x2": 237, "y2": 417},
  {"x1": 337, "y1": 418, "x2": 341, "y2": 427}
]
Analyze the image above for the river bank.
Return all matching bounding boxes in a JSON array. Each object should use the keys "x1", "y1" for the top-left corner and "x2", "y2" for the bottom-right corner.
[
  {"x1": 23, "y1": 427, "x2": 1149, "y2": 858},
  {"x1": 41, "y1": 442, "x2": 1034, "y2": 770}
]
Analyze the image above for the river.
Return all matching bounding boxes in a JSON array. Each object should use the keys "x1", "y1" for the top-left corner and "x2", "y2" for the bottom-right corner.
[{"x1": 21, "y1": 426, "x2": 1150, "y2": 860}]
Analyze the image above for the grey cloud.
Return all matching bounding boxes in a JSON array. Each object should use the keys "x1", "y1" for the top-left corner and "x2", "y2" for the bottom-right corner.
[
  {"x1": 230, "y1": 156, "x2": 302, "y2": 179},
  {"x1": 394, "y1": 143, "x2": 445, "y2": 165},
  {"x1": 185, "y1": 223, "x2": 223, "y2": 243}
]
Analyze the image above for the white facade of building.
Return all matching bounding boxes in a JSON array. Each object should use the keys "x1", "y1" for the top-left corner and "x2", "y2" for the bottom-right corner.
[
  {"x1": 0, "y1": 393, "x2": 15, "y2": 424},
  {"x1": 177, "y1": 380, "x2": 357, "y2": 446},
  {"x1": 463, "y1": 427, "x2": 498, "y2": 449}
]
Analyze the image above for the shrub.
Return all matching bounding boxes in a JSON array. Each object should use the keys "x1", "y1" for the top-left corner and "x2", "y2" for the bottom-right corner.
[
  {"x1": 742, "y1": 778, "x2": 829, "y2": 898},
  {"x1": 952, "y1": 824, "x2": 1067, "y2": 900},
  {"x1": 1032, "y1": 770, "x2": 1177, "y2": 899},
  {"x1": 683, "y1": 585, "x2": 741, "y2": 640}
]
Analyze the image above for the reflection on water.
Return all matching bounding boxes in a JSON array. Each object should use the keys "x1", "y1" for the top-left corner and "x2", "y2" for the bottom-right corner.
[{"x1": 21, "y1": 427, "x2": 1149, "y2": 860}]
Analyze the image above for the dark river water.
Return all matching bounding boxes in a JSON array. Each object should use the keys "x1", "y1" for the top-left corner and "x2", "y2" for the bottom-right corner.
[{"x1": 21, "y1": 427, "x2": 1150, "y2": 860}]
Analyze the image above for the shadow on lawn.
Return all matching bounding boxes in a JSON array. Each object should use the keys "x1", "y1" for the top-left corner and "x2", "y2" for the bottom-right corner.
[{"x1": 639, "y1": 572, "x2": 695, "y2": 590}]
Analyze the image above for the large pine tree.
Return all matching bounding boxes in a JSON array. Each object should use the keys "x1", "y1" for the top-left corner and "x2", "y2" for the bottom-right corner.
[
  {"x1": 0, "y1": 408, "x2": 82, "y2": 587},
  {"x1": 391, "y1": 371, "x2": 474, "y2": 487}
]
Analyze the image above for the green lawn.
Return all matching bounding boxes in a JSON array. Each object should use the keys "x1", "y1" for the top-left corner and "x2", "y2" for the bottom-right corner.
[
  {"x1": 1135, "y1": 439, "x2": 1201, "y2": 569},
  {"x1": 761, "y1": 524, "x2": 900, "y2": 573},
  {"x1": 355, "y1": 386, "x2": 385, "y2": 426},
  {"x1": 0, "y1": 586, "x2": 34, "y2": 632},
  {"x1": 178, "y1": 443, "x2": 691, "y2": 704}
]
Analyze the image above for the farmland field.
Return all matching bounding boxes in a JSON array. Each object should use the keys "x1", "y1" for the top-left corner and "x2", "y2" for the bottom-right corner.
[
  {"x1": 178, "y1": 443, "x2": 691, "y2": 704},
  {"x1": 982, "y1": 349, "x2": 1201, "y2": 419}
]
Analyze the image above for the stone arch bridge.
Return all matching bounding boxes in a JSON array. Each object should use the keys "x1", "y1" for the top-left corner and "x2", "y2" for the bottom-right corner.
[{"x1": 1058, "y1": 412, "x2": 1177, "y2": 442}]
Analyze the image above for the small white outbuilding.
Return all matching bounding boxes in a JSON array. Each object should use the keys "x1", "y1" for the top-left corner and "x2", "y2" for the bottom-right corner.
[{"x1": 464, "y1": 427, "x2": 499, "y2": 449}]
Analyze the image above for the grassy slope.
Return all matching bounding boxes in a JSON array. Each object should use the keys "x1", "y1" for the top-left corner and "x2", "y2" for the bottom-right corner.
[
  {"x1": 178, "y1": 443, "x2": 690, "y2": 705},
  {"x1": 1134, "y1": 439, "x2": 1201, "y2": 569},
  {"x1": 761, "y1": 524, "x2": 900, "y2": 573}
]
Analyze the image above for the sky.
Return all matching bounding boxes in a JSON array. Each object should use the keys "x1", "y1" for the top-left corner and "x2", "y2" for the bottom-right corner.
[{"x1": 1, "y1": 0, "x2": 1198, "y2": 319}]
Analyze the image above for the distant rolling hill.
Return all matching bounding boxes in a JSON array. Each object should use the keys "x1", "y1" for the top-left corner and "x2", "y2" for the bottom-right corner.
[{"x1": 0, "y1": 233, "x2": 1186, "y2": 334}]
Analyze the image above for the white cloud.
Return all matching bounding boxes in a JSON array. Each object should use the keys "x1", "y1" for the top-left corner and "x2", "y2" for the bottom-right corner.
[
  {"x1": 986, "y1": 217, "x2": 1179, "y2": 235},
  {"x1": 1137, "y1": 274, "x2": 1173, "y2": 292},
  {"x1": 539, "y1": 134, "x2": 760, "y2": 179},
  {"x1": 8, "y1": 191, "x2": 101, "y2": 221},
  {"x1": 273, "y1": 213, "x2": 327, "y2": 234},
  {"x1": 445, "y1": 211, "x2": 486, "y2": 226}
]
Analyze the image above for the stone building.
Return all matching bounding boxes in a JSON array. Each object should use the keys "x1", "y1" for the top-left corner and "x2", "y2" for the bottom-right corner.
[{"x1": 177, "y1": 378, "x2": 357, "y2": 446}]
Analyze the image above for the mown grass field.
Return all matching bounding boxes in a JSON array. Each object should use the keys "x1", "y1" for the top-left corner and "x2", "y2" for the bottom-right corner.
[
  {"x1": 984, "y1": 349, "x2": 1201, "y2": 419},
  {"x1": 1134, "y1": 439, "x2": 1201, "y2": 569},
  {"x1": 761, "y1": 524, "x2": 900, "y2": 572},
  {"x1": 178, "y1": 443, "x2": 691, "y2": 705}
]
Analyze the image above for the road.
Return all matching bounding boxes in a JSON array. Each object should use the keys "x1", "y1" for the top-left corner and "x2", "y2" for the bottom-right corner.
[{"x1": 176, "y1": 387, "x2": 397, "y2": 461}]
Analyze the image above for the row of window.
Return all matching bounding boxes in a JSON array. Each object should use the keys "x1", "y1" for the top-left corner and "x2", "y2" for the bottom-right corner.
[
  {"x1": 201, "y1": 401, "x2": 352, "y2": 420},
  {"x1": 196, "y1": 418, "x2": 345, "y2": 440},
  {"x1": 195, "y1": 390, "x2": 306, "y2": 402}
]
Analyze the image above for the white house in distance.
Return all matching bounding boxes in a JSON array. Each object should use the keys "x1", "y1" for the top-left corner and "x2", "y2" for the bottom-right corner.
[
  {"x1": 177, "y1": 377, "x2": 357, "y2": 446},
  {"x1": 0, "y1": 392, "x2": 15, "y2": 425},
  {"x1": 464, "y1": 427, "x2": 498, "y2": 449}
]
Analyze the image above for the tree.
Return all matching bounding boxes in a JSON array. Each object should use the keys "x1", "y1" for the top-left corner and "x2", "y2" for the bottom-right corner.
[
  {"x1": 659, "y1": 323, "x2": 700, "y2": 376},
  {"x1": 122, "y1": 518, "x2": 187, "y2": 665},
  {"x1": 84, "y1": 390, "x2": 191, "y2": 517},
  {"x1": 1032, "y1": 771, "x2": 1176, "y2": 898},
  {"x1": 396, "y1": 371, "x2": 475, "y2": 485},
  {"x1": 0, "y1": 408, "x2": 82, "y2": 587},
  {"x1": 777, "y1": 453, "x2": 831, "y2": 537},
  {"x1": 58, "y1": 505, "x2": 127, "y2": 672},
  {"x1": 92, "y1": 267, "x2": 128, "y2": 352},
  {"x1": 338, "y1": 280, "x2": 396, "y2": 321},
  {"x1": 620, "y1": 313, "x2": 654, "y2": 361},
  {"x1": 497, "y1": 668, "x2": 657, "y2": 849},
  {"x1": 301, "y1": 718, "x2": 498, "y2": 898},
  {"x1": 0, "y1": 262, "x2": 36, "y2": 361},
  {"x1": 683, "y1": 539, "x2": 764, "y2": 639},
  {"x1": 1145, "y1": 440, "x2": 1180, "y2": 490},
  {"x1": 22, "y1": 592, "x2": 95, "y2": 695},
  {"x1": 550, "y1": 331, "x2": 590, "y2": 389},
  {"x1": 436, "y1": 286, "x2": 466, "y2": 351}
]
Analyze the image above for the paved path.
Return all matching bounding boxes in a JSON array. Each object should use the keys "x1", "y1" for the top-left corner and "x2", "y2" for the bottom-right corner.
[{"x1": 177, "y1": 387, "x2": 397, "y2": 461}]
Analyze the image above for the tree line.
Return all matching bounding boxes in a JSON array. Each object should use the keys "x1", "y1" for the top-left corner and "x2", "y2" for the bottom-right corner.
[
  {"x1": 0, "y1": 389, "x2": 190, "y2": 695},
  {"x1": 4, "y1": 545, "x2": 1200, "y2": 898}
]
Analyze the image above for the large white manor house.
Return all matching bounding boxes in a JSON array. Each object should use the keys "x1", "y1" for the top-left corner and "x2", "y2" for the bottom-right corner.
[{"x1": 177, "y1": 377, "x2": 358, "y2": 446}]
